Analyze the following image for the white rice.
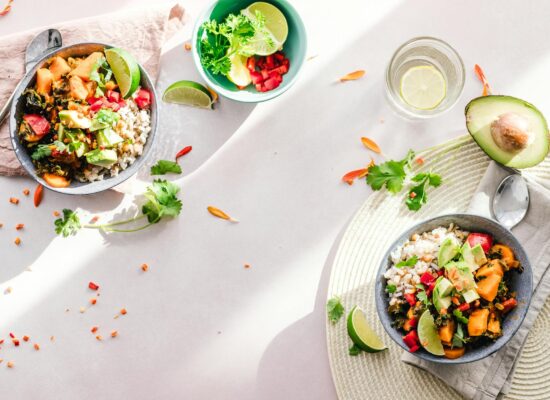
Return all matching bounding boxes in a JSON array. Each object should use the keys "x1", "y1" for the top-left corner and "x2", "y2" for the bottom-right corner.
[
  {"x1": 384, "y1": 224, "x2": 469, "y2": 306},
  {"x1": 77, "y1": 96, "x2": 151, "y2": 183}
]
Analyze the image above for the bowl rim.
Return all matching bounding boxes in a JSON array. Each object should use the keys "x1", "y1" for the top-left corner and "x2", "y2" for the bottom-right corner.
[
  {"x1": 9, "y1": 41, "x2": 159, "y2": 195},
  {"x1": 374, "y1": 213, "x2": 533, "y2": 364},
  {"x1": 191, "y1": 0, "x2": 308, "y2": 103}
]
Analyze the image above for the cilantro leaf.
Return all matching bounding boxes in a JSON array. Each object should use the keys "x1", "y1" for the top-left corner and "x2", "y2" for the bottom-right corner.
[
  {"x1": 89, "y1": 57, "x2": 112, "y2": 97},
  {"x1": 453, "y1": 309, "x2": 469, "y2": 324},
  {"x1": 31, "y1": 144, "x2": 52, "y2": 160},
  {"x1": 396, "y1": 255, "x2": 418, "y2": 268},
  {"x1": 386, "y1": 284, "x2": 397, "y2": 293},
  {"x1": 416, "y1": 290, "x2": 431, "y2": 306},
  {"x1": 326, "y1": 296, "x2": 345, "y2": 324},
  {"x1": 406, "y1": 172, "x2": 442, "y2": 211},
  {"x1": 150, "y1": 160, "x2": 182, "y2": 176},
  {"x1": 54, "y1": 209, "x2": 81, "y2": 237},
  {"x1": 142, "y1": 179, "x2": 183, "y2": 223},
  {"x1": 452, "y1": 323, "x2": 466, "y2": 348},
  {"x1": 349, "y1": 344, "x2": 362, "y2": 356},
  {"x1": 366, "y1": 160, "x2": 407, "y2": 193}
]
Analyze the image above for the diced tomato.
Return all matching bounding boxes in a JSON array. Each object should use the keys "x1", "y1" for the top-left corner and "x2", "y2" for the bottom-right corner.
[
  {"x1": 426, "y1": 280, "x2": 437, "y2": 296},
  {"x1": 106, "y1": 90, "x2": 121, "y2": 103},
  {"x1": 246, "y1": 57, "x2": 256, "y2": 72},
  {"x1": 437, "y1": 269, "x2": 445, "y2": 276},
  {"x1": 23, "y1": 114, "x2": 50, "y2": 137},
  {"x1": 88, "y1": 281, "x2": 99, "y2": 291},
  {"x1": 420, "y1": 272, "x2": 436, "y2": 286},
  {"x1": 403, "y1": 330, "x2": 419, "y2": 350},
  {"x1": 458, "y1": 303, "x2": 470, "y2": 312},
  {"x1": 263, "y1": 77, "x2": 281, "y2": 91},
  {"x1": 135, "y1": 89, "x2": 151, "y2": 109},
  {"x1": 265, "y1": 55, "x2": 275, "y2": 69},
  {"x1": 250, "y1": 71, "x2": 264, "y2": 85},
  {"x1": 404, "y1": 293, "x2": 416, "y2": 307},
  {"x1": 408, "y1": 317, "x2": 417, "y2": 329},
  {"x1": 261, "y1": 69, "x2": 269, "y2": 80},
  {"x1": 501, "y1": 298, "x2": 518, "y2": 314},
  {"x1": 270, "y1": 64, "x2": 289, "y2": 75},
  {"x1": 274, "y1": 52, "x2": 285, "y2": 62},
  {"x1": 467, "y1": 233, "x2": 493, "y2": 253},
  {"x1": 408, "y1": 344, "x2": 420, "y2": 353}
]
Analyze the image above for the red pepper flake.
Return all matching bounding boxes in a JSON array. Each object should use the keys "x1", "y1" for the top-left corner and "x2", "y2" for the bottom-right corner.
[
  {"x1": 23, "y1": 189, "x2": 30, "y2": 196},
  {"x1": 342, "y1": 168, "x2": 369, "y2": 185},
  {"x1": 12, "y1": 339, "x2": 19, "y2": 346},
  {"x1": 175, "y1": 145, "x2": 192, "y2": 161},
  {"x1": 22, "y1": 335, "x2": 29, "y2": 342},
  {"x1": 53, "y1": 210, "x2": 60, "y2": 217},
  {"x1": 474, "y1": 64, "x2": 492, "y2": 96},
  {"x1": 0, "y1": 0, "x2": 13, "y2": 16},
  {"x1": 91, "y1": 326, "x2": 99, "y2": 334},
  {"x1": 15, "y1": 223, "x2": 24, "y2": 230},
  {"x1": 88, "y1": 281, "x2": 99, "y2": 291},
  {"x1": 6, "y1": 361, "x2": 14, "y2": 369},
  {"x1": 33, "y1": 184, "x2": 44, "y2": 207},
  {"x1": 110, "y1": 330, "x2": 118, "y2": 338},
  {"x1": 9, "y1": 197, "x2": 19, "y2": 205},
  {"x1": 90, "y1": 298, "x2": 97, "y2": 305},
  {"x1": 415, "y1": 157, "x2": 425, "y2": 165},
  {"x1": 141, "y1": 263, "x2": 148, "y2": 272},
  {"x1": 14, "y1": 237, "x2": 21, "y2": 246},
  {"x1": 34, "y1": 343, "x2": 40, "y2": 351},
  {"x1": 9, "y1": 333, "x2": 14, "y2": 339},
  {"x1": 120, "y1": 308, "x2": 127, "y2": 315}
]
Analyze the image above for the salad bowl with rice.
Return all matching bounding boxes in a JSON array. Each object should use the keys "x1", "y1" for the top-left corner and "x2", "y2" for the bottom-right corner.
[{"x1": 9, "y1": 43, "x2": 158, "y2": 194}]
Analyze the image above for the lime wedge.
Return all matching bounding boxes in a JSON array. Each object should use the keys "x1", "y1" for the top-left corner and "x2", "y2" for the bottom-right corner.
[
  {"x1": 104, "y1": 48, "x2": 141, "y2": 98},
  {"x1": 162, "y1": 80, "x2": 213, "y2": 109},
  {"x1": 241, "y1": 2, "x2": 288, "y2": 56},
  {"x1": 347, "y1": 306, "x2": 387, "y2": 352},
  {"x1": 227, "y1": 54, "x2": 252, "y2": 87},
  {"x1": 417, "y1": 309, "x2": 445, "y2": 356},
  {"x1": 400, "y1": 65, "x2": 446, "y2": 110}
]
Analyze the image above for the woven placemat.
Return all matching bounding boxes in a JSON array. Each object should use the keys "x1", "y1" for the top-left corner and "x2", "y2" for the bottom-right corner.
[{"x1": 326, "y1": 135, "x2": 550, "y2": 400}]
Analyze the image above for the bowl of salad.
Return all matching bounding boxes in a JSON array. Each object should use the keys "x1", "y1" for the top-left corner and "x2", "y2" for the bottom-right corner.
[
  {"x1": 9, "y1": 43, "x2": 158, "y2": 194},
  {"x1": 192, "y1": 0, "x2": 307, "y2": 102},
  {"x1": 375, "y1": 214, "x2": 532, "y2": 363}
]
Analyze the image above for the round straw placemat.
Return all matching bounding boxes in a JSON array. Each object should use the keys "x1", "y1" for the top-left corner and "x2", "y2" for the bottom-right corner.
[{"x1": 326, "y1": 135, "x2": 550, "y2": 400}]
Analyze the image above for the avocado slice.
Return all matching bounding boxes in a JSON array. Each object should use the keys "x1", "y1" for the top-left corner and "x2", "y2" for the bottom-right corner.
[
  {"x1": 438, "y1": 238, "x2": 460, "y2": 267},
  {"x1": 445, "y1": 261, "x2": 476, "y2": 292},
  {"x1": 462, "y1": 288, "x2": 480, "y2": 303},
  {"x1": 59, "y1": 110, "x2": 91, "y2": 130},
  {"x1": 432, "y1": 276, "x2": 453, "y2": 313},
  {"x1": 461, "y1": 243, "x2": 486, "y2": 272},
  {"x1": 465, "y1": 95, "x2": 549, "y2": 168},
  {"x1": 85, "y1": 149, "x2": 117, "y2": 167},
  {"x1": 97, "y1": 128, "x2": 124, "y2": 148}
]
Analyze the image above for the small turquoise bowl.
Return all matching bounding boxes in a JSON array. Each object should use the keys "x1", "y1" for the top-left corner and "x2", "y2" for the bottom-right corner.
[{"x1": 191, "y1": 0, "x2": 307, "y2": 102}]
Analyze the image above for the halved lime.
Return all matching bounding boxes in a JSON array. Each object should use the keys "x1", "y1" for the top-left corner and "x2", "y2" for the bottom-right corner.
[
  {"x1": 347, "y1": 306, "x2": 387, "y2": 352},
  {"x1": 400, "y1": 65, "x2": 446, "y2": 110},
  {"x1": 105, "y1": 48, "x2": 141, "y2": 98},
  {"x1": 241, "y1": 2, "x2": 288, "y2": 56},
  {"x1": 417, "y1": 309, "x2": 445, "y2": 356},
  {"x1": 162, "y1": 80, "x2": 213, "y2": 109},
  {"x1": 227, "y1": 54, "x2": 252, "y2": 87}
]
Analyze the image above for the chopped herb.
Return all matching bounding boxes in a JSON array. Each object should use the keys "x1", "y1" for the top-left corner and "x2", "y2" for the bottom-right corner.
[
  {"x1": 349, "y1": 344, "x2": 362, "y2": 356},
  {"x1": 150, "y1": 160, "x2": 183, "y2": 175},
  {"x1": 326, "y1": 296, "x2": 345, "y2": 324},
  {"x1": 89, "y1": 57, "x2": 113, "y2": 97},
  {"x1": 406, "y1": 172, "x2": 442, "y2": 211},
  {"x1": 453, "y1": 309, "x2": 469, "y2": 324},
  {"x1": 396, "y1": 255, "x2": 418, "y2": 268},
  {"x1": 416, "y1": 290, "x2": 430, "y2": 306},
  {"x1": 54, "y1": 209, "x2": 81, "y2": 237},
  {"x1": 31, "y1": 144, "x2": 52, "y2": 160},
  {"x1": 452, "y1": 323, "x2": 466, "y2": 348},
  {"x1": 386, "y1": 284, "x2": 397, "y2": 293}
]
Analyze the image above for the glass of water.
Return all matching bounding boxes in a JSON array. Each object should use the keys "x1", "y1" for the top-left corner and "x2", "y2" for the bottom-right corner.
[{"x1": 385, "y1": 37, "x2": 465, "y2": 119}]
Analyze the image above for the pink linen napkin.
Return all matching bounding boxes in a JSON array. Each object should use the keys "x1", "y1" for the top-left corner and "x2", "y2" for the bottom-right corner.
[{"x1": 0, "y1": 3, "x2": 185, "y2": 176}]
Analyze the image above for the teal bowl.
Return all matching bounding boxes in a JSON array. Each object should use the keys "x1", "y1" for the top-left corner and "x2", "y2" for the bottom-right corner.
[{"x1": 191, "y1": 0, "x2": 307, "y2": 102}]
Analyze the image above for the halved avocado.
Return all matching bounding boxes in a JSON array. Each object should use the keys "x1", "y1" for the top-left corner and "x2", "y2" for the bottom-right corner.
[{"x1": 465, "y1": 95, "x2": 549, "y2": 168}]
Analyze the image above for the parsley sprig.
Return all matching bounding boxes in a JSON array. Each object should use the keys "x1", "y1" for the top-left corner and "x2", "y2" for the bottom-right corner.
[
  {"x1": 366, "y1": 150, "x2": 442, "y2": 211},
  {"x1": 54, "y1": 180, "x2": 182, "y2": 237},
  {"x1": 151, "y1": 160, "x2": 182, "y2": 175},
  {"x1": 326, "y1": 296, "x2": 345, "y2": 324}
]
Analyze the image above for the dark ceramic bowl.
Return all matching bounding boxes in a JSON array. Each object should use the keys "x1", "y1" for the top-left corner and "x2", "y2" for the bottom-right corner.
[
  {"x1": 375, "y1": 214, "x2": 532, "y2": 364},
  {"x1": 9, "y1": 42, "x2": 158, "y2": 195}
]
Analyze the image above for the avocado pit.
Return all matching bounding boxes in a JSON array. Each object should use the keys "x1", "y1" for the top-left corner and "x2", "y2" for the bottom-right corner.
[{"x1": 490, "y1": 112, "x2": 531, "y2": 153}]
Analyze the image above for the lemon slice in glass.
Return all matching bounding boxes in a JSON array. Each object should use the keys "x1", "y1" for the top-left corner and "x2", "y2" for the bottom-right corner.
[
  {"x1": 400, "y1": 65, "x2": 446, "y2": 110},
  {"x1": 347, "y1": 306, "x2": 387, "y2": 352}
]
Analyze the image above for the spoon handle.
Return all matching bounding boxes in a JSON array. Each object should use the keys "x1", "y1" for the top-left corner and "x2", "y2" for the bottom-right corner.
[{"x1": 0, "y1": 84, "x2": 18, "y2": 125}]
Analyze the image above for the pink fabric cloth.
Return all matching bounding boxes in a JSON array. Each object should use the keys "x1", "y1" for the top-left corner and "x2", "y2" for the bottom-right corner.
[{"x1": 0, "y1": 3, "x2": 185, "y2": 176}]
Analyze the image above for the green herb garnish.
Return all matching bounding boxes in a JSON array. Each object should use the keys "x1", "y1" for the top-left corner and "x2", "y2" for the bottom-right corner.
[
  {"x1": 349, "y1": 344, "x2": 362, "y2": 356},
  {"x1": 31, "y1": 144, "x2": 52, "y2": 160},
  {"x1": 150, "y1": 160, "x2": 182, "y2": 175},
  {"x1": 326, "y1": 296, "x2": 345, "y2": 324},
  {"x1": 89, "y1": 57, "x2": 113, "y2": 97},
  {"x1": 386, "y1": 284, "x2": 397, "y2": 293},
  {"x1": 396, "y1": 255, "x2": 418, "y2": 268},
  {"x1": 406, "y1": 172, "x2": 442, "y2": 211},
  {"x1": 453, "y1": 309, "x2": 469, "y2": 324}
]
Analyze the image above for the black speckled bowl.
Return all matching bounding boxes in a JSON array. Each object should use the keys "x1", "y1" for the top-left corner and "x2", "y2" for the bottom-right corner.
[
  {"x1": 9, "y1": 43, "x2": 158, "y2": 195},
  {"x1": 375, "y1": 214, "x2": 532, "y2": 364}
]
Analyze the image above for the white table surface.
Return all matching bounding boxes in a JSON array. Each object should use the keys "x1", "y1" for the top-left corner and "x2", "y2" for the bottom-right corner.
[{"x1": 1, "y1": 0, "x2": 549, "y2": 398}]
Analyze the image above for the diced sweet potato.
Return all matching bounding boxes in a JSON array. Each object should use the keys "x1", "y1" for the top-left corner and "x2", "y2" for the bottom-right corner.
[
  {"x1": 444, "y1": 346, "x2": 465, "y2": 359},
  {"x1": 476, "y1": 259, "x2": 505, "y2": 279},
  {"x1": 42, "y1": 173, "x2": 70, "y2": 188},
  {"x1": 488, "y1": 313, "x2": 501, "y2": 335},
  {"x1": 48, "y1": 56, "x2": 71, "y2": 80},
  {"x1": 491, "y1": 244, "x2": 517, "y2": 268},
  {"x1": 476, "y1": 274, "x2": 501, "y2": 302},
  {"x1": 438, "y1": 319, "x2": 455, "y2": 343},
  {"x1": 69, "y1": 76, "x2": 89, "y2": 100},
  {"x1": 468, "y1": 308, "x2": 489, "y2": 336},
  {"x1": 70, "y1": 52, "x2": 104, "y2": 81},
  {"x1": 36, "y1": 68, "x2": 53, "y2": 95}
]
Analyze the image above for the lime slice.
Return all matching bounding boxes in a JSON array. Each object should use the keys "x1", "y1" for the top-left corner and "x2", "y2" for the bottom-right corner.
[
  {"x1": 400, "y1": 65, "x2": 446, "y2": 110},
  {"x1": 104, "y1": 48, "x2": 141, "y2": 98},
  {"x1": 417, "y1": 309, "x2": 445, "y2": 356},
  {"x1": 241, "y1": 2, "x2": 288, "y2": 56},
  {"x1": 162, "y1": 80, "x2": 213, "y2": 109},
  {"x1": 347, "y1": 306, "x2": 387, "y2": 352},
  {"x1": 227, "y1": 54, "x2": 252, "y2": 87}
]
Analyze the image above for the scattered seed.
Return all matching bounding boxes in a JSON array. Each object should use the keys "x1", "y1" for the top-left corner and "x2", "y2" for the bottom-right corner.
[
  {"x1": 22, "y1": 335, "x2": 29, "y2": 342},
  {"x1": 244, "y1": 264, "x2": 251, "y2": 269},
  {"x1": 12, "y1": 339, "x2": 19, "y2": 346},
  {"x1": 33, "y1": 184, "x2": 44, "y2": 207},
  {"x1": 91, "y1": 326, "x2": 99, "y2": 334},
  {"x1": 339, "y1": 70, "x2": 365, "y2": 82},
  {"x1": 65, "y1": 308, "x2": 70, "y2": 313},
  {"x1": 0, "y1": 359, "x2": 2, "y2": 363},
  {"x1": 50, "y1": 336, "x2": 55, "y2": 342},
  {"x1": 9, "y1": 197, "x2": 19, "y2": 205},
  {"x1": 415, "y1": 157, "x2": 425, "y2": 165},
  {"x1": 120, "y1": 308, "x2": 127, "y2": 315},
  {"x1": 6, "y1": 361, "x2": 13, "y2": 368},
  {"x1": 90, "y1": 298, "x2": 97, "y2": 305},
  {"x1": 53, "y1": 210, "x2": 60, "y2": 217},
  {"x1": 95, "y1": 335, "x2": 103, "y2": 341},
  {"x1": 361, "y1": 137, "x2": 382, "y2": 154},
  {"x1": 15, "y1": 223, "x2": 24, "y2": 230},
  {"x1": 23, "y1": 189, "x2": 30, "y2": 196},
  {"x1": 184, "y1": 42, "x2": 192, "y2": 51},
  {"x1": 0, "y1": 339, "x2": 4, "y2": 344},
  {"x1": 4, "y1": 287, "x2": 12, "y2": 295},
  {"x1": 9, "y1": 333, "x2": 14, "y2": 338},
  {"x1": 14, "y1": 237, "x2": 21, "y2": 246},
  {"x1": 110, "y1": 330, "x2": 118, "y2": 338},
  {"x1": 0, "y1": 223, "x2": 3, "y2": 228},
  {"x1": 141, "y1": 263, "x2": 149, "y2": 272},
  {"x1": 207, "y1": 206, "x2": 239, "y2": 223},
  {"x1": 113, "y1": 315, "x2": 119, "y2": 319},
  {"x1": 79, "y1": 307, "x2": 86, "y2": 313},
  {"x1": 306, "y1": 54, "x2": 318, "y2": 61},
  {"x1": 88, "y1": 281, "x2": 99, "y2": 291},
  {"x1": 34, "y1": 343, "x2": 40, "y2": 351}
]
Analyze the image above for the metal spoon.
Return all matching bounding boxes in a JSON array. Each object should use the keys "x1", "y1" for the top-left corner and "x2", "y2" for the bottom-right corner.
[
  {"x1": 493, "y1": 174, "x2": 530, "y2": 229},
  {"x1": 0, "y1": 29, "x2": 62, "y2": 124}
]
